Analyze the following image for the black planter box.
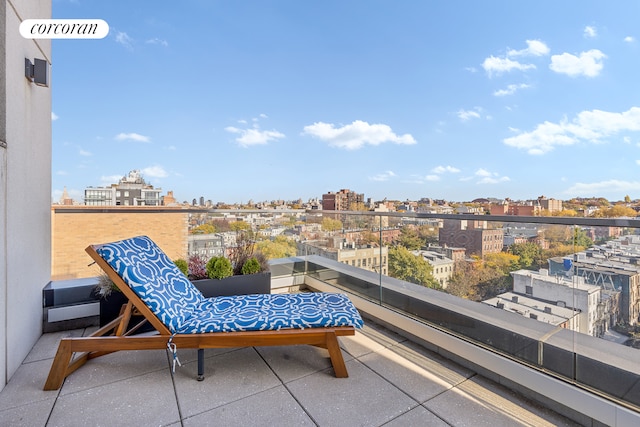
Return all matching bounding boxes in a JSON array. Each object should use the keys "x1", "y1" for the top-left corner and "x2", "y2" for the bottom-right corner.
[{"x1": 193, "y1": 272, "x2": 271, "y2": 297}]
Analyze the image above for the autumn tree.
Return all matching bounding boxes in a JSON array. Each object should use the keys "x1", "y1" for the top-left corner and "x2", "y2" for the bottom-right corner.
[
  {"x1": 397, "y1": 226, "x2": 423, "y2": 250},
  {"x1": 591, "y1": 205, "x2": 637, "y2": 218},
  {"x1": 446, "y1": 253, "x2": 517, "y2": 301},
  {"x1": 508, "y1": 242, "x2": 544, "y2": 270},
  {"x1": 388, "y1": 246, "x2": 440, "y2": 289},
  {"x1": 321, "y1": 217, "x2": 343, "y2": 232},
  {"x1": 190, "y1": 223, "x2": 217, "y2": 234},
  {"x1": 256, "y1": 235, "x2": 297, "y2": 259}
]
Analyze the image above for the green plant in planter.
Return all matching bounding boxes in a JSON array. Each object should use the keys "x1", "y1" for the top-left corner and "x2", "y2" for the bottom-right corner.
[
  {"x1": 173, "y1": 258, "x2": 188, "y2": 276},
  {"x1": 240, "y1": 257, "x2": 261, "y2": 275},
  {"x1": 206, "y1": 256, "x2": 233, "y2": 279}
]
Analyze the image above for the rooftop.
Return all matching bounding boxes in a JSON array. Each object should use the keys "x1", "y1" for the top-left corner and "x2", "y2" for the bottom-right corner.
[{"x1": 0, "y1": 320, "x2": 578, "y2": 426}]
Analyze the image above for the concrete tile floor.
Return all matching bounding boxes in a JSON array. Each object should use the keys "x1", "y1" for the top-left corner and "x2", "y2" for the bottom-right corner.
[{"x1": 0, "y1": 321, "x2": 580, "y2": 426}]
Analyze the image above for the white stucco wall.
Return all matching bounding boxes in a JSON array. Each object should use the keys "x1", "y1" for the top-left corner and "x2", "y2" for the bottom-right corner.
[{"x1": 1, "y1": 0, "x2": 52, "y2": 391}]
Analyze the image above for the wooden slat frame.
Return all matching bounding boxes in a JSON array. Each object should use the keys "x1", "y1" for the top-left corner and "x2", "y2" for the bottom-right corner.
[{"x1": 44, "y1": 243, "x2": 356, "y2": 390}]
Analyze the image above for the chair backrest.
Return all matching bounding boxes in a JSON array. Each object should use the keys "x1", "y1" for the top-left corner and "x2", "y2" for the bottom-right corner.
[{"x1": 95, "y1": 235, "x2": 204, "y2": 333}]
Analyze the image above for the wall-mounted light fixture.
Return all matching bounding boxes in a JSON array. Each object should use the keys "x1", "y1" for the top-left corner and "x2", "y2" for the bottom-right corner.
[{"x1": 25, "y1": 58, "x2": 48, "y2": 87}]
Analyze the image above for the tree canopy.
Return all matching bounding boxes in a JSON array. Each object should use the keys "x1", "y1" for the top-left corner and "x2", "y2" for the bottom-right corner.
[{"x1": 388, "y1": 246, "x2": 440, "y2": 289}]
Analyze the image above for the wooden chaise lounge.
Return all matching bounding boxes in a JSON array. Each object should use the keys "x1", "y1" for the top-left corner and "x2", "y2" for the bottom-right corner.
[{"x1": 44, "y1": 235, "x2": 364, "y2": 390}]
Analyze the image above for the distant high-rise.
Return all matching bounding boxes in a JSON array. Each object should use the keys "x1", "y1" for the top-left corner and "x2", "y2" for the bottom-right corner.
[
  {"x1": 84, "y1": 170, "x2": 162, "y2": 206},
  {"x1": 322, "y1": 189, "x2": 364, "y2": 211}
]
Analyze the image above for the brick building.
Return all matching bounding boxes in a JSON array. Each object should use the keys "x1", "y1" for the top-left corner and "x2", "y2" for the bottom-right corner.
[
  {"x1": 439, "y1": 219, "x2": 504, "y2": 257},
  {"x1": 322, "y1": 189, "x2": 364, "y2": 211}
]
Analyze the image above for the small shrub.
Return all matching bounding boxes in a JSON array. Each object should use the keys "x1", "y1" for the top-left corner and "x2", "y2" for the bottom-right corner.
[
  {"x1": 206, "y1": 256, "x2": 233, "y2": 279},
  {"x1": 94, "y1": 273, "x2": 119, "y2": 298},
  {"x1": 188, "y1": 254, "x2": 208, "y2": 280},
  {"x1": 174, "y1": 259, "x2": 188, "y2": 276},
  {"x1": 241, "y1": 257, "x2": 261, "y2": 275}
]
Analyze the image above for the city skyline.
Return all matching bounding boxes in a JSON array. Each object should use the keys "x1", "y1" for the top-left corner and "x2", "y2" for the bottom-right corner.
[{"x1": 51, "y1": 1, "x2": 640, "y2": 204}]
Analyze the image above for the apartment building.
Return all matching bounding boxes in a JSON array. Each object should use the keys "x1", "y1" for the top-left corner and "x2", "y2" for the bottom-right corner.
[
  {"x1": 187, "y1": 233, "x2": 226, "y2": 259},
  {"x1": 484, "y1": 292, "x2": 581, "y2": 332},
  {"x1": 439, "y1": 219, "x2": 504, "y2": 257},
  {"x1": 412, "y1": 250, "x2": 453, "y2": 288},
  {"x1": 548, "y1": 235, "x2": 640, "y2": 326},
  {"x1": 321, "y1": 189, "x2": 364, "y2": 211},
  {"x1": 298, "y1": 240, "x2": 388, "y2": 275},
  {"x1": 84, "y1": 169, "x2": 163, "y2": 206},
  {"x1": 511, "y1": 269, "x2": 615, "y2": 337}
]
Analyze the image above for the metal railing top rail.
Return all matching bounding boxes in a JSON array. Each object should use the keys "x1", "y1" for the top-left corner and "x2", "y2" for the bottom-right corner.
[
  {"x1": 307, "y1": 209, "x2": 640, "y2": 228},
  {"x1": 51, "y1": 205, "x2": 640, "y2": 228}
]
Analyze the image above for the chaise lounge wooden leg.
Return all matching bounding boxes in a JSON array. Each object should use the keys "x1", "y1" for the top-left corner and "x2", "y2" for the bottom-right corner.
[
  {"x1": 44, "y1": 340, "x2": 74, "y2": 391},
  {"x1": 325, "y1": 331, "x2": 348, "y2": 378}
]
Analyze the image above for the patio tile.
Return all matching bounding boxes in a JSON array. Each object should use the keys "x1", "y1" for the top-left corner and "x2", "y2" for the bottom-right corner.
[
  {"x1": 59, "y1": 349, "x2": 170, "y2": 395},
  {"x1": 0, "y1": 359, "x2": 58, "y2": 411},
  {"x1": 339, "y1": 323, "x2": 406, "y2": 358},
  {"x1": 383, "y1": 405, "x2": 449, "y2": 427},
  {"x1": 287, "y1": 359, "x2": 417, "y2": 427},
  {"x1": 359, "y1": 342, "x2": 472, "y2": 403},
  {"x1": 48, "y1": 369, "x2": 180, "y2": 427},
  {"x1": 183, "y1": 385, "x2": 314, "y2": 427},
  {"x1": 23, "y1": 329, "x2": 85, "y2": 364},
  {"x1": 172, "y1": 347, "x2": 282, "y2": 419},
  {"x1": 255, "y1": 344, "x2": 349, "y2": 382},
  {"x1": 424, "y1": 375, "x2": 581, "y2": 427},
  {"x1": 0, "y1": 397, "x2": 56, "y2": 427}
]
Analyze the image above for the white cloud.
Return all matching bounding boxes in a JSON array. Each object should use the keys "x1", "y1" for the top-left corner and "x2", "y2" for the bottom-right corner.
[
  {"x1": 56, "y1": 170, "x2": 68, "y2": 176},
  {"x1": 457, "y1": 109, "x2": 481, "y2": 121},
  {"x1": 504, "y1": 106, "x2": 640, "y2": 154},
  {"x1": 78, "y1": 149, "x2": 91, "y2": 156},
  {"x1": 425, "y1": 175, "x2": 440, "y2": 181},
  {"x1": 584, "y1": 26, "x2": 597, "y2": 38},
  {"x1": 302, "y1": 120, "x2": 416, "y2": 150},
  {"x1": 369, "y1": 171, "x2": 396, "y2": 182},
  {"x1": 482, "y1": 56, "x2": 536, "y2": 77},
  {"x1": 507, "y1": 40, "x2": 550, "y2": 57},
  {"x1": 51, "y1": 112, "x2": 59, "y2": 121},
  {"x1": 145, "y1": 38, "x2": 168, "y2": 47},
  {"x1": 115, "y1": 132, "x2": 150, "y2": 142},
  {"x1": 636, "y1": 160, "x2": 640, "y2": 166},
  {"x1": 549, "y1": 49, "x2": 606, "y2": 77},
  {"x1": 624, "y1": 36, "x2": 635, "y2": 43},
  {"x1": 475, "y1": 168, "x2": 510, "y2": 184},
  {"x1": 225, "y1": 126, "x2": 285, "y2": 147},
  {"x1": 431, "y1": 165, "x2": 460, "y2": 174},
  {"x1": 565, "y1": 180, "x2": 640, "y2": 196},
  {"x1": 493, "y1": 83, "x2": 531, "y2": 97},
  {"x1": 115, "y1": 31, "x2": 133, "y2": 50},
  {"x1": 141, "y1": 165, "x2": 168, "y2": 178}
]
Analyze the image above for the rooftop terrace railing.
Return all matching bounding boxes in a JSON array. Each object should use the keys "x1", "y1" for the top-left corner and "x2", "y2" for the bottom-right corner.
[{"x1": 292, "y1": 209, "x2": 640, "y2": 413}]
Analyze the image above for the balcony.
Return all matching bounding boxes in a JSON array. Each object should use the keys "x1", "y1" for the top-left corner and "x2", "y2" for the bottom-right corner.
[{"x1": 3, "y1": 208, "x2": 640, "y2": 425}]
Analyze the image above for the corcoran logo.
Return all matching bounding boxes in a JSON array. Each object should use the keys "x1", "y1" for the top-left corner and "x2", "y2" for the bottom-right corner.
[{"x1": 20, "y1": 19, "x2": 109, "y2": 39}]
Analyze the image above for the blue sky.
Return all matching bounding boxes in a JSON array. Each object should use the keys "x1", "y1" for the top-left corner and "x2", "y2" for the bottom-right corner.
[{"x1": 50, "y1": 1, "x2": 640, "y2": 204}]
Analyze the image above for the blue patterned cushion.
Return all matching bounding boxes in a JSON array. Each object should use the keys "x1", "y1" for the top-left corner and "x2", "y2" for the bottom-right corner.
[
  {"x1": 180, "y1": 293, "x2": 364, "y2": 333},
  {"x1": 95, "y1": 235, "x2": 364, "y2": 334},
  {"x1": 96, "y1": 236, "x2": 205, "y2": 333}
]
